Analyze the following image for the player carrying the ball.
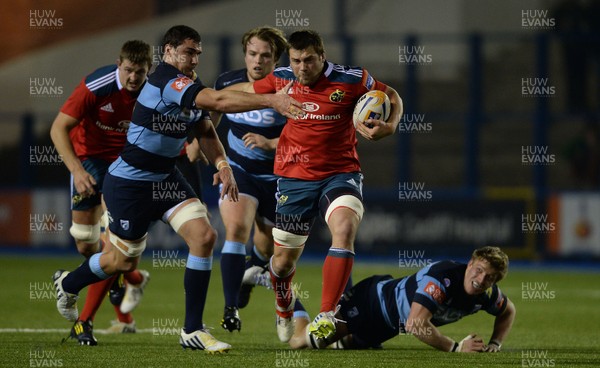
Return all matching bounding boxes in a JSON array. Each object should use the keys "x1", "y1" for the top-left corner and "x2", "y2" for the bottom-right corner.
[{"x1": 225, "y1": 29, "x2": 402, "y2": 344}]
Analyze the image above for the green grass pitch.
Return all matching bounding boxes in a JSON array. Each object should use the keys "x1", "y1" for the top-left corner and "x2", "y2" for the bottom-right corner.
[{"x1": 0, "y1": 255, "x2": 598, "y2": 368}]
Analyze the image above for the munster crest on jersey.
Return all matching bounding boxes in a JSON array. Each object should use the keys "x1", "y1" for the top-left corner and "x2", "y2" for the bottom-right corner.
[{"x1": 329, "y1": 89, "x2": 345, "y2": 102}]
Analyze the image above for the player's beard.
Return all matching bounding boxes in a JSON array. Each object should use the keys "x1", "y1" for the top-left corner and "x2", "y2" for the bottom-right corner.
[{"x1": 297, "y1": 75, "x2": 315, "y2": 86}]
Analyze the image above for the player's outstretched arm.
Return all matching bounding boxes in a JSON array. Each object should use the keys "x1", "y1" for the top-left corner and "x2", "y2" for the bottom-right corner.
[
  {"x1": 484, "y1": 298, "x2": 516, "y2": 352},
  {"x1": 208, "y1": 82, "x2": 258, "y2": 128},
  {"x1": 357, "y1": 86, "x2": 403, "y2": 141},
  {"x1": 195, "y1": 85, "x2": 301, "y2": 119},
  {"x1": 406, "y1": 302, "x2": 484, "y2": 353},
  {"x1": 222, "y1": 81, "x2": 256, "y2": 93},
  {"x1": 50, "y1": 112, "x2": 97, "y2": 196}
]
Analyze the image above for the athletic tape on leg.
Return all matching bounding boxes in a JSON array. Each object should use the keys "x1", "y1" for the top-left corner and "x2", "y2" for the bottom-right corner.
[
  {"x1": 325, "y1": 195, "x2": 364, "y2": 224},
  {"x1": 168, "y1": 200, "x2": 208, "y2": 233},
  {"x1": 272, "y1": 228, "x2": 307, "y2": 249},
  {"x1": 109, "y1": 232, "x2": 147, "y2": 257},
  {"x1": 69, "y1": 221, "x2": 101, "y2": 243}
]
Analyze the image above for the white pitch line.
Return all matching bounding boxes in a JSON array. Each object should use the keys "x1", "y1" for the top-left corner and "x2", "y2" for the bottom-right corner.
[{"x1": 0, "y1": 328, "x2": 155, "y2": 334}]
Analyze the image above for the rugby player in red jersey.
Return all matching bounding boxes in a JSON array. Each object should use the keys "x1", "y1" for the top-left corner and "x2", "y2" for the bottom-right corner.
[
  {"x1": 50, "y1": 40, "x2": 152, "y2": 345},
  {"x1": 226, "y1": 29, "x2": 402, "y2": 344}
]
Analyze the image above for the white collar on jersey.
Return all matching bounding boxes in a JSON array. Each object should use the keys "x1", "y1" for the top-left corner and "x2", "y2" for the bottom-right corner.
[
  {"x1": 323, "y1": 60, "x2": 334, "y2": 78},
  {"x1": 114, "y1": 67, "x2": 123, "y2": 90}
]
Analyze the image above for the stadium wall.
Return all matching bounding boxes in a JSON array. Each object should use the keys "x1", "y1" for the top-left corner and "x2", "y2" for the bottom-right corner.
[{"x1": 2, "y1": 188, "x2": 599, "y2": 260}]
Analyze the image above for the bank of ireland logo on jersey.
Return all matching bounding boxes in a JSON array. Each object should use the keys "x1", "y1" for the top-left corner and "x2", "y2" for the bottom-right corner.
[
  {"x1": 120, "y1": 219, "x2": 130, "y2": 231},
  {"x1": 302, "y1": 102, "x2": 319, "y2": 112}
]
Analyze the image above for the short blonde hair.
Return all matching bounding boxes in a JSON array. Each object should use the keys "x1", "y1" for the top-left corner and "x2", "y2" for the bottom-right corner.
[{"x1": 472, "y1": 246, "x2": 509, "y2": 282}]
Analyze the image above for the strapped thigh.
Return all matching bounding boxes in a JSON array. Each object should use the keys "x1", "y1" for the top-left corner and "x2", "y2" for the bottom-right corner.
[
  {"x1": 109, "y1": 232, "x2": 147, "y2": 257},
  {"x1": 167, "y1": 199, "x2": 208, "y2": 233}
]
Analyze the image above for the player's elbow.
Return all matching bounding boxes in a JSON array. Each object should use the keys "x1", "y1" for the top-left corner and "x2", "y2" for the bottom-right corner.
[
  {"x1": 506, "y1": 299, "x2": 516, "y2": 319},
  {"x1": 49, "y1": 120, "x2": 64, "y2": 144},
  {"x1": 404, "y1": 317, "x2": 425, "y2": 336},
  {"x1": 195, "y1": 89, "x2": 225, "y2": 111}
]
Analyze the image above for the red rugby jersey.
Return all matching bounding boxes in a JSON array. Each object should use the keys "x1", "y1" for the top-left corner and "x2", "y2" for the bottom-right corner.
[
  {"x1": 61, "y1": 65, "x2": 140, "y2": 162},
  {"x1": 253, "y1": 61, "x2": 387, "y2": 180}
]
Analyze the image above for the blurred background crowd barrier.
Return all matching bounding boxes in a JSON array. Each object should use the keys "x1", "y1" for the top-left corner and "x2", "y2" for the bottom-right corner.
[{"x1": 1, "y1": 0, "x2": 599, "y2": 261}]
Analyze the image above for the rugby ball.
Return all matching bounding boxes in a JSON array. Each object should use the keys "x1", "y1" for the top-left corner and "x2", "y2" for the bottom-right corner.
[{"x1": 352, "y1": 90, "x2": 390, "y2": 128}]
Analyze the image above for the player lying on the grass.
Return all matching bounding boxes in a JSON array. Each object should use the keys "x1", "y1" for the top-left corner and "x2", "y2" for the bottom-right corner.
[{"x1": 247, "y1": 246, "x2": 515, "y2": 352}]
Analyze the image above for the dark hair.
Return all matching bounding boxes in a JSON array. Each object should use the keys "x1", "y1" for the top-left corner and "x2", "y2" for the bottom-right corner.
[
  {"x1": 162, "y1": 25, "x2": 201, "y2": 48},
  {"x1": 119, "y1": 40, "x2": 152, "y2": 68},
  {"x1": 242, "y1": 26, "x2": 288, "y2": 63},
  {"x1": 288, "y1": 29, "x2": 325, "y2": 56}
]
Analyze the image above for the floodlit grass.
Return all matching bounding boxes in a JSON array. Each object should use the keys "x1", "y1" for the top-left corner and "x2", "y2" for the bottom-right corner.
[{"x1": 0, "y1": 255, "x2": 599, "y2": 367}]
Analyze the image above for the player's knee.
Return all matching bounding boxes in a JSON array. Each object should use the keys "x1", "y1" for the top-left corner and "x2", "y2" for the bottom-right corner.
[
  {"x1": 70, "y1": 222, "x2": 101, "y2": 245},
  {"x1": 225, "y1": 221, "x2": 252, "y2": 242},
  {"x1": 115, "y1": 258, "x2": 139, "y2": 273},
  {"x1": 187, "y1": 226, "x2": 218, "y2": 252},
  {"x1": 329, "y1": 215, "x2": 358, "y2": 241},
  {"x1": 106, "y1": 255, "x2": 137, "y2": 273},
  {"x1": 272, "y1": 252, "x2": 296, "y2": 273},
  {"x1": 203, "y1": 227, "x2": 218, "y2": 248},
  {"x1": 75, "y1": 242, "x2": 99, "y2": 258}
]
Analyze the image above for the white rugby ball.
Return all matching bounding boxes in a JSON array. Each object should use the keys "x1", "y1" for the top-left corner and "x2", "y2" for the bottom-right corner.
[{"x1": 352, "y1": 90, "x2": 391, "y2": 128}]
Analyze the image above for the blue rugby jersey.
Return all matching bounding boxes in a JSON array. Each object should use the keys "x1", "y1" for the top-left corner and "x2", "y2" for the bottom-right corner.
[
  {"x1": 377, "y1": 261, "x2": 509, "y2": 331},
  {"x1": 108, "y1": 62, "x2": 208, "y2": 181},
  {"x1": 214, "y1": 69, "x2": 286, "y2": 181}
]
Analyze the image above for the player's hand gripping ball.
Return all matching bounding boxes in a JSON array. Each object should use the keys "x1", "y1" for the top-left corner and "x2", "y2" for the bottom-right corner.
[{"x1": 352, "y1": 90, "x2": 390, "y2": 128}]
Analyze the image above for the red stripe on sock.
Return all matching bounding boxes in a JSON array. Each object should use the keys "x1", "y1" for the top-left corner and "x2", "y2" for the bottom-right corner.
[
  {"x1": 321, "y1": 251, "x2": 354, "y2": 312},
  {"x1": 79, "y1": 275, "x2": 116, "y2": 321}
]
